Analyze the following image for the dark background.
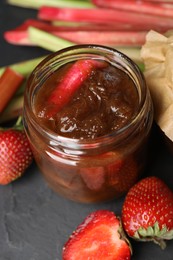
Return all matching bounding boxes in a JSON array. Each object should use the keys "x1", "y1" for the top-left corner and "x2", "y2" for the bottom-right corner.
[{"x1": 1, "y1": 1, "x2": 173, "y2": 259}]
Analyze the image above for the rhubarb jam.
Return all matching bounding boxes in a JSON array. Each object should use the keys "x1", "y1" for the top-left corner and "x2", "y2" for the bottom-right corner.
[
  {"x1": 23, "y1": 45, "x2": 153, "y2": 203},
  {"x1": 34, "y1": 61, "x2": 138, "y2": 139}
]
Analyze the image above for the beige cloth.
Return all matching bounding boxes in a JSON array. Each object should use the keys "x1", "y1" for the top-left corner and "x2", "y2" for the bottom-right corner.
[{"x1": 141, "y1": 30, "x2": 173, "y2": 141}]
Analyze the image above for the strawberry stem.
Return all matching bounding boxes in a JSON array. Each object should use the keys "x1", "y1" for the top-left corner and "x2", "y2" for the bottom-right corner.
[{"x1": 13, "y1": 116, "x2": 24, "y2": 131}]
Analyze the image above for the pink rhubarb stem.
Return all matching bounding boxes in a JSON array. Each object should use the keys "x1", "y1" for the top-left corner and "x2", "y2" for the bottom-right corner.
[
  {"x1": 53, "y1": 30, "x2": 147, "y2": 46},
  {"x1": 4, "y1": 27, "x2": 148, "y2": 47},
  {"x1": 5, "y1": 18, "x2": 148, "y2": 33},
  {"x1": 4, "y1": 19, "x2": 149, "y2": 45},
  {"x1": 92, "y1": 0, "x2": 173, "y2": 17},
  {"x1": 141, "y1": 0, "x2": 173, "y2": 2},
  {"x1": 0, "y1": 68, "x2": 24, "y2": 113},
  {"x1": 38, "y1": 6, "x2": 173, "y2": 31},
  {"x1": 46, "y1": 59, "x2": 106, "y2": 118}
]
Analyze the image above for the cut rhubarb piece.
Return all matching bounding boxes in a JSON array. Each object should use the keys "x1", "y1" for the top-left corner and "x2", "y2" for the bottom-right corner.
[
  {"x1": 0, "y1": 67, "x2": 24, "y2": 113},
  {"x1": 5, "y1": 27, "x2": 148, "y2": 47},
  {"x1": 92, "y1": 0, "x2": 173, "y2": 17},
  {"x1": 38, "y1": 6, "x2": 173, "y2": 31},
  {"x1": 45, "y1": 59, "x2": 107, "y2": 118},
  {"x1": 80, "y1": 166, "x2": 105, "y2": 190},
  {"x1": 6, "y1": 18, "x2": 140, "y2": 33},
  {"x1": 107, "y1": 156, "x2": 138, "y2": 194},
  {"x1": 4, "y1": 18, "x2": 148, "y2": 47},
  {"x1": 62, "y1": 210, "x2": 132, "y2": 260},
  {"x1": 28, "y1": 27, "x2": 74, "y2": 51},
  {"x1": 80, "y1": 151, "x2": 123, "y2": 191},
  {"x1": 0, "y1": 56, "x2": 45, "y2": 77}
]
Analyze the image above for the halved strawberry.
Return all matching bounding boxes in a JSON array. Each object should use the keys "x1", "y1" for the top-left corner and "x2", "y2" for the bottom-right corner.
[
  {"x1": 62, "y1": 210, "x2": 132, "y2": 260},
  {"x1": 122, "y1": 176, "x2": 173, "y2": 249}
]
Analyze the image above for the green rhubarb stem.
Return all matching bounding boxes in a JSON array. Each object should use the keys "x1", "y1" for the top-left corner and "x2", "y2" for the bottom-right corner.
[
  {"x1": 28, "y1": 27, "x2": 142, "y2": 63},
  {"x1": 28, "y1": 27, "x2": 75, "y2": 52},
  {"x1": 7, "y1": 0, "x2": 94, "y2": 9},
  {"x1": 0, "y1": 56, "x2": 46, "y2": 77}
]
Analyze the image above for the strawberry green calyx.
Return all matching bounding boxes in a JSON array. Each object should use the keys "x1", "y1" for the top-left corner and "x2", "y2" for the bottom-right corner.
[
  {"x1": 63, "y1": 210, "x2": 132, "y2": 259},
  {"x1": 0, "y1": 116, "x2": 24, "y2": 132},
  {"x1": 13, "y1": 116, "x2": 24, "y2": 131},
  {"x1": 134, "y1": 222, "x2": 173, "y2": 249},
  {"x1": 117, "y1": 217, "x2": 133, "y2": 255},
  {"x1": 122, "y1": 176, "x2": 173, "y2": 250}
]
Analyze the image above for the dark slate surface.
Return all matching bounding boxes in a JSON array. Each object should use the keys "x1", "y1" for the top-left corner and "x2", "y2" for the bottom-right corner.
[{"x1": 1, "y1": 1, "x2": 173, "y2": 259}]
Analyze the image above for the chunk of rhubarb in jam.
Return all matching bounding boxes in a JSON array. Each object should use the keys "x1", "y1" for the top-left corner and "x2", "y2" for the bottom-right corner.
[{"x1": 46, "y1": 59, "x2": 106, "y2": 118}]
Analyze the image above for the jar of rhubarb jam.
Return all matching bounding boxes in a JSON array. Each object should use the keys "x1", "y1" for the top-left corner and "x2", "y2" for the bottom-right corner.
[{"x1": 23, "y1": 45, "x2": 153, "y2": 203}]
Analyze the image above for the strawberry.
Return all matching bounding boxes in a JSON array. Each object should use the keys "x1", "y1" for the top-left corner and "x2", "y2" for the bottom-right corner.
[
  {"x1": 0, "y1": 117, "x2": 33, "y2": 185},
  {"x1": 122, "y1": 176, "x2": 173, "y2": 249},
  {"x1": 62, "y1": 210, "x2": 132, "y2": 260}
]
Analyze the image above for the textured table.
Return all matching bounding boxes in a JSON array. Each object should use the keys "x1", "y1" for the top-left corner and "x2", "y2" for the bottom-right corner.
[{"x1": 1, "y1": 1, "x2": 173, "y2": 259}]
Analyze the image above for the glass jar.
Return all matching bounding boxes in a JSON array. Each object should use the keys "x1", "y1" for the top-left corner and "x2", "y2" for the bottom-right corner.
[{"x1": 23, "y1": 45, "x2": 153, "y2": 203}]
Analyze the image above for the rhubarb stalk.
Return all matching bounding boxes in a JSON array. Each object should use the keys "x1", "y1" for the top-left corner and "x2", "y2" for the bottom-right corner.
[
  {"x1": 0, "y1": 67, "x2": 24, "y2": 113},
  {"x1": 27, "y1": 27, "x2": 142, "y2": 62},
  {"x1": 0, "y1": 56, "x2": 46, "y2": 77},
  {"x1": 4, "y1": 18, "x2": 147, "y2": 46},
  {"x1": 5, "y1": 24, "x2": 148, "y2": 47},
  {"x1": 7, "y1": 0, "x2": 94, "y2": 9},
  {"x1": 28, "y1": 27, "x2": 75, "y2": 51},
  {"x1": 92, "y1": 0, "x2": 173, "y2": 17},
  {"x1": 38, "y1": 6, "x2": 173, "y2": 31}
]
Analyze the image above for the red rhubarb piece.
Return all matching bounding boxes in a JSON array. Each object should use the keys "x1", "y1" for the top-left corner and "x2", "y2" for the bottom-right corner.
[
  {"x1": 0, "y1": 67, "x2": 24, "y2": 113},
  {"x1": 46, "y1": 59, "x2": 106, "y2": 118},
  {"x1": 92, "y1": 0, "x2": 173, "y2": 17},
  {"x1": 80, "y1": 152, "x2": 123, "y2": 191},
  {"x1": 38, "y1": 6, "x2": 173, "y2": 31},
  {"x1": 107, "y1": 156, "x2": 138, "y2": 193},
  {"x1": 80, "y1": 166, "x2": 105, "y2": 191},
  {"x1": 62, "y1": 210, "x2": 132, "y2": 260}
]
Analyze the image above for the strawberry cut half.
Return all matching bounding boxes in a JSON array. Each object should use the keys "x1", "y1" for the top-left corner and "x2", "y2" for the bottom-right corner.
[{"x1": 62, "y1": 210, "x2": 132, "y2": 260}]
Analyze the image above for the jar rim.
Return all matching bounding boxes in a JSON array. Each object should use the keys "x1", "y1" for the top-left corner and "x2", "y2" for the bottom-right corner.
[{"x1": 24, "y1": 44, "x2": 151, "y2": 149}]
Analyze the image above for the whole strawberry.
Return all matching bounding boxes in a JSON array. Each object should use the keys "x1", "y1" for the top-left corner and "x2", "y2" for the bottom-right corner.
[
  {"x1": 62, "y1": 210, "x2": 132, "y2": 260},
  {"x1": 0, "y1": 117, "x2": 33, "y2": 185},
  {"x1": 122, "y1": 176, "x2": 173, "y2": 249}
]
